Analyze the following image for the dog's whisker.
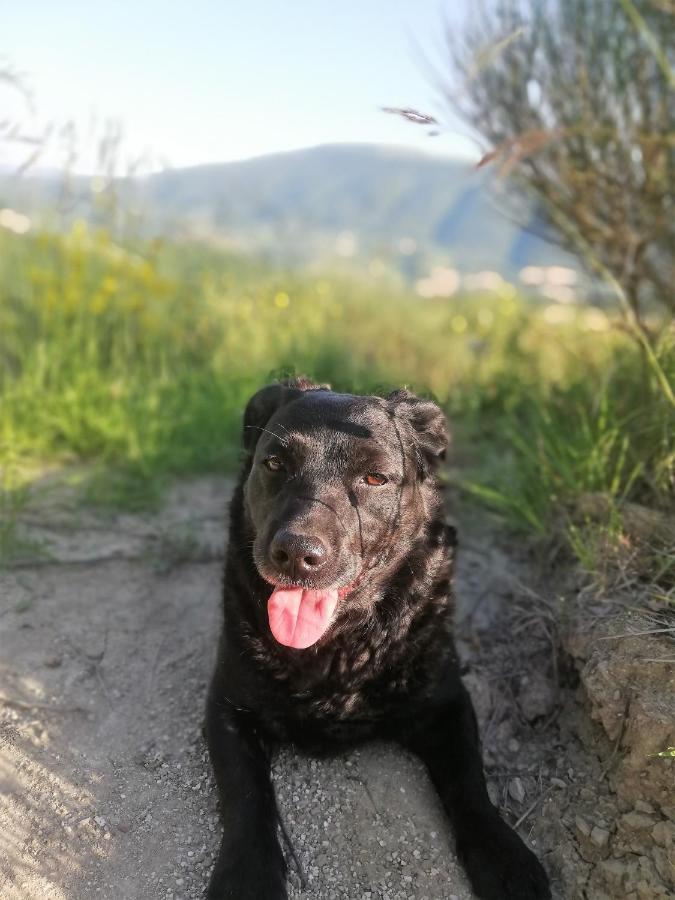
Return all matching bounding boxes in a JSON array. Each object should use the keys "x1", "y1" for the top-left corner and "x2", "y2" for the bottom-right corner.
[{"x1": 244, "y1": 424, "x2": 289, "y2": 446}]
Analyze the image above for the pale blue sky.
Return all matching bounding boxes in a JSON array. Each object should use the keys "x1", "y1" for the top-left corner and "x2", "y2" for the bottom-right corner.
[{"x1": 3, "y1": 0, "x2": 479, "y2": 172}]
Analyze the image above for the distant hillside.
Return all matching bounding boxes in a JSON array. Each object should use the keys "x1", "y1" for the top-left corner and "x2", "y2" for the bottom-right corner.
[{"x1": 0, "y1": 143, "x2": 577, "y2": 280}]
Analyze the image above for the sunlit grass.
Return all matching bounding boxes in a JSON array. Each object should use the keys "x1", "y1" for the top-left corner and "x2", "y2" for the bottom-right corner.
[
  {"x1": 0, "y1": 222, "x2": 672, "y2": 587},
  {"x1": 466, "y1": 342, "x2": 675, "y2": 531}
]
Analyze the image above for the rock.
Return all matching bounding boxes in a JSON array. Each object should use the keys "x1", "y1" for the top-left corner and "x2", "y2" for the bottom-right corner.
[
  {"x1": 652, "y1": 845, "x2": 675, "y2": 885},
  {"x1": 492, "y1": 718, "x2": 514, "y2": 745},
  {"x1": 598, "y1": 859, "x2": 627, "y2": 892},
  {"x1": 575, "y1": 815, "x2": 591, "y2": 837},
  {"x1": 590, "y1": 826, "x2": 610, "y2": 849},
  {"x1": 462, "y1": 672, "x2": 492, "y2": 730},
  {"x1": 487, "y1": 782, "x2": 500, "y2": 806},
  {"x1": 573, "y1": 493, "x2": 675, "y2": 547},
  {"x1": 517, "y1": 671, "x2": 556, "y2": 722},
  {"x1": 652, "y1": 821, "x2": 674, "y2": 848},
  {"x1": 576, "y1": 814, "x2": 613, "y2": 863},
  {"x1": 564, "y1": 600, "x2": 675, "y2": 820},
  {"x1": 637, "y1": 881, "x2": 667, "y2": 900},
  {"x1": 634, "y1": 800, "x2": 655, "y2": 815},
  {"x1": 508, "y1": 777, "x2": 526, "y2": 804},
  {"x1": 43, "y1": 654, "x2": 63, "y2": 668},
  {"x1": 621, "y1": 812, "x2": 655, "y2": 830}
]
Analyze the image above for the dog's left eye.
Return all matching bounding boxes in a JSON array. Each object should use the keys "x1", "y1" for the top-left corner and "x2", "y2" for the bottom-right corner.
[
  {"x1": 364, "y1": 473, "x2": 388, "y2": 486},
  {"x1": 263, "y1": 456, "x2": 284, "y2": 473}
]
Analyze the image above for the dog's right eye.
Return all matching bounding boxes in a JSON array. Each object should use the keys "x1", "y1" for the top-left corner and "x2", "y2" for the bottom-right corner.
[
  {"x1": 364, "y1": 472, "x2": 388, "y2": 486},
  {"x1": 263, "y1": 456, "x2": 284, "y2": 473}
]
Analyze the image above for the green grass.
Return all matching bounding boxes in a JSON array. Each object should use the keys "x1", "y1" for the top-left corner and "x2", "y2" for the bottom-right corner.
[
  {"x1": 0, "y1": 221, "x2": 673, "y2": 589},
  {"x1": 0, "y1": 465, "x2": 45, "y2": 566},
  {"x1": 466, "y1": 338, "x2": 675, "y2": 532}
]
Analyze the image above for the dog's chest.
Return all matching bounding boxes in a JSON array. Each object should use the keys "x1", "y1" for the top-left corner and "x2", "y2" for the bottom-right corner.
[
  {"x1": 254, "y1": 635, "x2": 380, "y2": 713},
  {"x1": 248, "y1": 614, "x2": 453, "y2": 742}
]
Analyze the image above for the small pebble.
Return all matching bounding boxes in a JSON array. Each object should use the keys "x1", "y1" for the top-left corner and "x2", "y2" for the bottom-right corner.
[
  {"x1": 590, "y1": 826, "x2": 609, "y2": 848},
  {"x1": 575, "y1": 815, "x2": 591, "y2": 837},
  {"x1": 508, "y1": 777, "x2": 526, "y2": 804}
]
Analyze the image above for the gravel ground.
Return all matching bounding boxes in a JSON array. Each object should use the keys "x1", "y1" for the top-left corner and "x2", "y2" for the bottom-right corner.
[{"x1": 1, "y1": 475, "x2": 566, "y2": 899}]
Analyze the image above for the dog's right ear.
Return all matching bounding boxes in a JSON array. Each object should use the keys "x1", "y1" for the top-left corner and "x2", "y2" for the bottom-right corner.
[
  {"x1": 242, "y1": 377, "x2": 330, "y2": 454},
  {"x1": 386, "y1": 389, "x2": 450, "y2": 474}
]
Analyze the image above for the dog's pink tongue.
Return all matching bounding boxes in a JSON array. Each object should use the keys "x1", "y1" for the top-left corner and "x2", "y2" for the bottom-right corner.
[{"x1": 267, "y1": 587, "x2": 339, "y2": 649}]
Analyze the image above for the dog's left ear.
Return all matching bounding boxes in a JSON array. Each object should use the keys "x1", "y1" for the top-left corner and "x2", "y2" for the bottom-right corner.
[
  {"x1": 243, "y1": 376, "x2": 331, "y2": 455},
  {"x1": 387, "y1": 389, "x2": 449, "y2": 471}
]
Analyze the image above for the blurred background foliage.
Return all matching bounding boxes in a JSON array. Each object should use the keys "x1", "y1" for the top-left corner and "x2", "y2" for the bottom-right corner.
[
  {"x1": 447, "y1": 0, "x2": 675, "y2": 323},
  {"x1": 1, "y1": 221, "x2": 671, "y2": 530}
]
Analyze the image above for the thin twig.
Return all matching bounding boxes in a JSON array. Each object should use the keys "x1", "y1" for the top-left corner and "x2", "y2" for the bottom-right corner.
[
  {"x1": 513, "y1": 784, "x2": 556, "y2": 829},
  {"x1": 598, "y1": 627, "x2": 675, "y2": 639},
  {"x1": 345, "y1": 772, "x2": 379, "y2": 815},
  {"x1": 278, "y1": 811, "x2": 307, "y2": 890},
  {"x1": 146, "y1": 631, "x2": 171, "y2": 702}
]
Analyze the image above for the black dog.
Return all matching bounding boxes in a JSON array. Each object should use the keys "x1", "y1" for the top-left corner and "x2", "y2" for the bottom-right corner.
[{"x1": 205, "y1": 377, "x2": 550, "y2": 899}]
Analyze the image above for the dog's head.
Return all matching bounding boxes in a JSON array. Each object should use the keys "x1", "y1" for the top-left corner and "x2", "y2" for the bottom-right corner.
[{"x1": 241, "y1": 377, "x2": 449, "y2": 649}]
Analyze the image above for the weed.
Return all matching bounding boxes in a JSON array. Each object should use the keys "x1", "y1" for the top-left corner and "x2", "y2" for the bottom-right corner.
[{"x1": 0, "y1": 465, "x2": 43, "y2": 567}]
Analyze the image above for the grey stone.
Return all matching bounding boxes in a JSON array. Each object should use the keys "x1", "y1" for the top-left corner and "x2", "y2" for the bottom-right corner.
[
  {"x1": 575, "y1": 815, "x2": 591, "y2": 837},
  {"x1": 517, "y1": 672, "x2": 556, "y2": 722},
  {"x1": 508, "y1": 778, "x2": 526, "y2": 804},
  {"x1": 590, "y1": 826, "x2": 610, "y2": 849}
]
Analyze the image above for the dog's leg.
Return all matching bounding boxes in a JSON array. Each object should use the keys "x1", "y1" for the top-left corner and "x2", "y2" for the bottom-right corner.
[
  {"x1": 205, "y1": 685, "x2": 287, "y2": 900},
  {"x1": 403, "y1": 683, "x2": 550, "y2": 900}
]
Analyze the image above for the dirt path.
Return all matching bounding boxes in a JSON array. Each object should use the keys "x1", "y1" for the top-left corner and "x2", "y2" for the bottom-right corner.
[{"x1": 1, "y1": 477, "x2": 598, "y2": 899}]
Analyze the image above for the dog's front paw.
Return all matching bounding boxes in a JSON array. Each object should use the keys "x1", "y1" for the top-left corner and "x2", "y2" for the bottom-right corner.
[
  {"x1": 207, "y1": 842, "x2": 287, "y2": 900},
  {"x1": 457, "y1": 813, "x2": 550, "y2": 900}
]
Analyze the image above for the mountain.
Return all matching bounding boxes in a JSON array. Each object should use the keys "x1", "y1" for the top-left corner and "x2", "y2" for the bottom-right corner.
[{"x1": 0, "y1": 143, "x2": 577, "y2": 280}]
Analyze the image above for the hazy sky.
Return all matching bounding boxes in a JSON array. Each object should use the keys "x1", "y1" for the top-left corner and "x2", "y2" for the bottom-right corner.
[{"x1": 3, "y1": 0, "x2": 479, "y2": 173}]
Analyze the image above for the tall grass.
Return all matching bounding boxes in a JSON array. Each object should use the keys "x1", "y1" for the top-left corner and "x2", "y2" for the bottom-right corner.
[
  {"x1": 468, "y1": 331, "x2": 675, "y2": 530},
  {"x1": 1, "y1": 222, "x2": 672, "y2": 541}
]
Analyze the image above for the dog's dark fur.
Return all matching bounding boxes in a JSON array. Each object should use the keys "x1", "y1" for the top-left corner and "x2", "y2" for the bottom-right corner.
[{"x1": 205, "y1": 378, "x2": 550, "y2": 899}]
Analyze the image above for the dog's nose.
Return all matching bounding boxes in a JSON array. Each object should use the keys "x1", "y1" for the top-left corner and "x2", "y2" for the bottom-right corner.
[{"x1": 270, "y1": 530, "x2": 328, "y2": 580}]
